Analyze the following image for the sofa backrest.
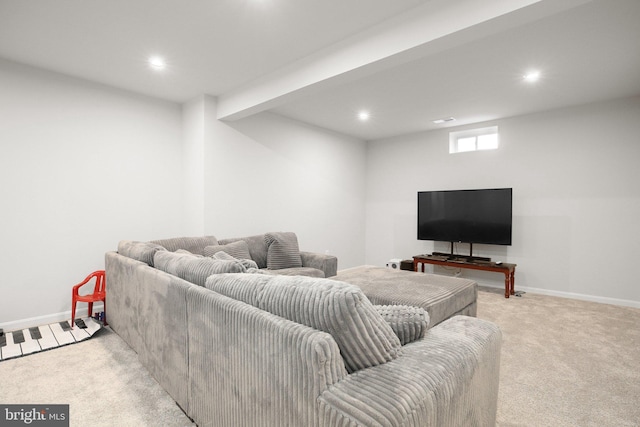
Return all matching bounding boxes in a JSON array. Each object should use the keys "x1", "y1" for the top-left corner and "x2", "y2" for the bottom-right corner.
[
  {"x1": 149, "y1": 236, "x2": 219, "y2": 255},
  {"x1": 154, "y1": 250, "x2": 246, "y2": 286},
  {"x1": 206, "y1": 273, "x2": 402, "y2": 373},
  {"x1": 105, "y1": 252, "x2": 191, "y2": 413},
  {"x1": 117, "y1": 240, "x2": 166, "y2": 266},
  {"x1": 117, "y1": 237, "x2": 220, "y2": 266},
  {"x1": 186, "y1": 284, "x2": 347, "y2": 427}
]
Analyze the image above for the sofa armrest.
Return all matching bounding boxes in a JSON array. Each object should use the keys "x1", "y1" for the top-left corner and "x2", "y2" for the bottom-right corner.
[
  {"x1": 318, "y1": 316, "x2": 502, "y2": 427},
  {"x1": 300, "y1": 251, "x2": 338, "y2": 277},
  {"x1": 187, "y1": 285, "x2": 348, "y2": 427}
]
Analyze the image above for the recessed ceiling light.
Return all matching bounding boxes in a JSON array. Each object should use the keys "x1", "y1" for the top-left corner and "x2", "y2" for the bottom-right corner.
[
  {"x1": 433, "y1": 117, "x2": 455, "y2": 124},
  {"x1": 523, "y1": 70, "x2": 540, "y2": 83},
  {"x1": 358, "y1": 111, "x2": 370, "y2": 121},
  {"x1": 148, "y1": 56, "x2": 166, "y2": 71}
]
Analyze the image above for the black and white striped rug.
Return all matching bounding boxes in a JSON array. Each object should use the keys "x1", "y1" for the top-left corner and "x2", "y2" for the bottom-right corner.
[{"x1": 0, "y1": 317, "x2": 103, "y2": 361}]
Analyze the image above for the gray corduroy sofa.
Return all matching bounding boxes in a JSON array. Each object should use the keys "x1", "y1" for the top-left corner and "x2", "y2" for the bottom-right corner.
[
  {"x1": 105, "y1": 235, "x2": 502, "y2": 427},
  {"x1": 148, "y1": 232, "x2": 338, "y2": 278}
]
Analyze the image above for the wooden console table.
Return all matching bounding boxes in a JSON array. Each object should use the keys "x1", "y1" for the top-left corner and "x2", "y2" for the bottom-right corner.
[{"x1": 413, "y1": 255, "x2": 517, "y2": 298}]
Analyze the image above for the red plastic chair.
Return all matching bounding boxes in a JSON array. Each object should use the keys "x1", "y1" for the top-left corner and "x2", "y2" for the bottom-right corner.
[{"x1": 71, "y1": 270, "x2": 107, "y2": 326}]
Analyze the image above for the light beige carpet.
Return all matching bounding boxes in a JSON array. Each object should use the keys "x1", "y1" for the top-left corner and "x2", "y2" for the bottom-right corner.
[
  {"x1": 477, "y1": 287, "x2": 640, "y2": 427},
  {"x1": 0, "y1": 327, "x2": 194, "y2": 426},
  {"x1": 1, "y1": 289, "x2": 638, "y2": 426}
]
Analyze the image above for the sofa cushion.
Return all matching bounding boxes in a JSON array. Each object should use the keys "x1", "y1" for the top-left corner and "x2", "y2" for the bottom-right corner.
[
  {"x1": 117, "y1": 240, "x2": 166, "y2": 266},
  {"x1": 149, "y1": 236, "x2": 218, "y2": 255},
  {"x1": 154, "y1": 250, "x2": 199, "y2": 276},
  {"x1": 264, "y1": 232, "x2": 302, "y2": 270},
  {"x1": 205, "y1": 273, "x2": 402, "y2": 373},
  {"x1": 155, "y1": 256, "x2": 246, "y2": 286},
  {"x1": 210, "y1": 250, "x2": 259, "y2": 270},
  {"x1": 260, "y1": 267, "x2": 324, "y2": 278},
  {"x1": 374, "y1": 305, "x2": 430, "y2": 345},
  {"x1": 203, "y1": 241, "x2": 252, "y2": 260},
  {"x1": 175, "y1": 249, "x2": 203, "y2": 257}
]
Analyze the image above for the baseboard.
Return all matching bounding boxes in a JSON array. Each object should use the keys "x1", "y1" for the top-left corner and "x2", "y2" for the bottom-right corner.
[
  {"x1": 337, "y1": 265, "x2": 379, "y2": 273},
  {"x1": 0, "y1": 303, "x2": 104, "y2": 331},
  {"x1": 480, "y1": 283, "x2": 640, "y2": 309}
]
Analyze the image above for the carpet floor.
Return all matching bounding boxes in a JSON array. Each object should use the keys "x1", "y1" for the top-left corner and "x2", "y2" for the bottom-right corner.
[
  {"x1": 477, "y1": 287, "x2": 640, "y2": 427},
  {"x1": 1, "y1": 288, "x2": 638, "y2": 426},
  {"x1": 0, "y1": 326, "x2": 194, "y2": 426}
]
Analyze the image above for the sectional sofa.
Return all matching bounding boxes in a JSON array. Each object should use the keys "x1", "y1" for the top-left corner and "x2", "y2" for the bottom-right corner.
[{"x1": 105, "y1": 233, "x2": 502, "y2": 427}]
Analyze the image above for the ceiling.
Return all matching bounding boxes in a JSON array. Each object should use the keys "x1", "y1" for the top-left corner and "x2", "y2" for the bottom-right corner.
[{"x1": 1, "y1": 0, "x2": 639, "y2": 141}]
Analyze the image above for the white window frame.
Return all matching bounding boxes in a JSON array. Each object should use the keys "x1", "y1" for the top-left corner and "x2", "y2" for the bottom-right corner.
[{"x1": 449, "y1": 126, "x2": 499, "y2": 154}]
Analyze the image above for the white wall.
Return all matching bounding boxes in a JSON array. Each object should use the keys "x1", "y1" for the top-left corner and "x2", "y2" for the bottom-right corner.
[
  {"x1": 5, "y1": 55, "x2": 636, "y2": 329},
  {"x1": 181, "y1": 96, "x2": 207, "y2": 235},
  {"x1": 0, "y1": 59, "x2": 183, "y2": 327},
  {"x1": 365, "y1": 96, "x2": 640, "y2": 307},
  {"x1": 201, "y1": 105, "x2": 368, "y2": 269},
  {"x1": 0, "y1": 60, "x2": 367, "y2": 328}
]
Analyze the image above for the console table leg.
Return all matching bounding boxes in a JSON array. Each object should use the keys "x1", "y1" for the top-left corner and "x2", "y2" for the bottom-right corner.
[
  {"x1": 504, "y1": 273, "x2": 510, "y2": 298},
  {"x1": 510, "y1": 271, "x2": 515, "y2": 296}
]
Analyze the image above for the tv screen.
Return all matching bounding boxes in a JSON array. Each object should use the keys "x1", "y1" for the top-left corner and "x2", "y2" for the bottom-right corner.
[{"x1": 417, "y1": 188, "x2": 512, "y2": 245}]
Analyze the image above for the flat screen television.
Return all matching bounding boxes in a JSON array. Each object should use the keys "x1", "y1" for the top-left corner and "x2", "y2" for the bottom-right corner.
[{"x1": 417, "y1": 188, "x2": 512, "y2": 246}]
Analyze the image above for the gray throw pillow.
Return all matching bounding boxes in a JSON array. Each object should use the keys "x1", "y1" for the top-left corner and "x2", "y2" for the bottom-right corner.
[
  {"x1": 218, "y1": 235, "x2": 268, "y2": 268},
  {"x1": 206, "y1": 273, "x2": 402, "y2": 373},
  {"x1": 264, "y1": 232, "x2": 302, "y2": 270},
  {"x1": 203, "y1": 240, "x2": 252, "y2": 260},
  {"x1": 374, "y1": 305, "x2": 430, "y2": 345}
]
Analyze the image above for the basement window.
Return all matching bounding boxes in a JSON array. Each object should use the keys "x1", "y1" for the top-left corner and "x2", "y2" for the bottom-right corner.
[{"x1": 449, "y1": 126, "x2": 499, "y2": 153}]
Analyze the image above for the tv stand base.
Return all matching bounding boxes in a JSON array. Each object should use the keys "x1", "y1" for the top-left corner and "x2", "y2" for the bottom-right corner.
[
  {"x1": 413, "y1": 254, "x2": 517, "y2": 298},
  {"x1": 432, "y1": 252, "x2": 491, "y2": 263}
]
